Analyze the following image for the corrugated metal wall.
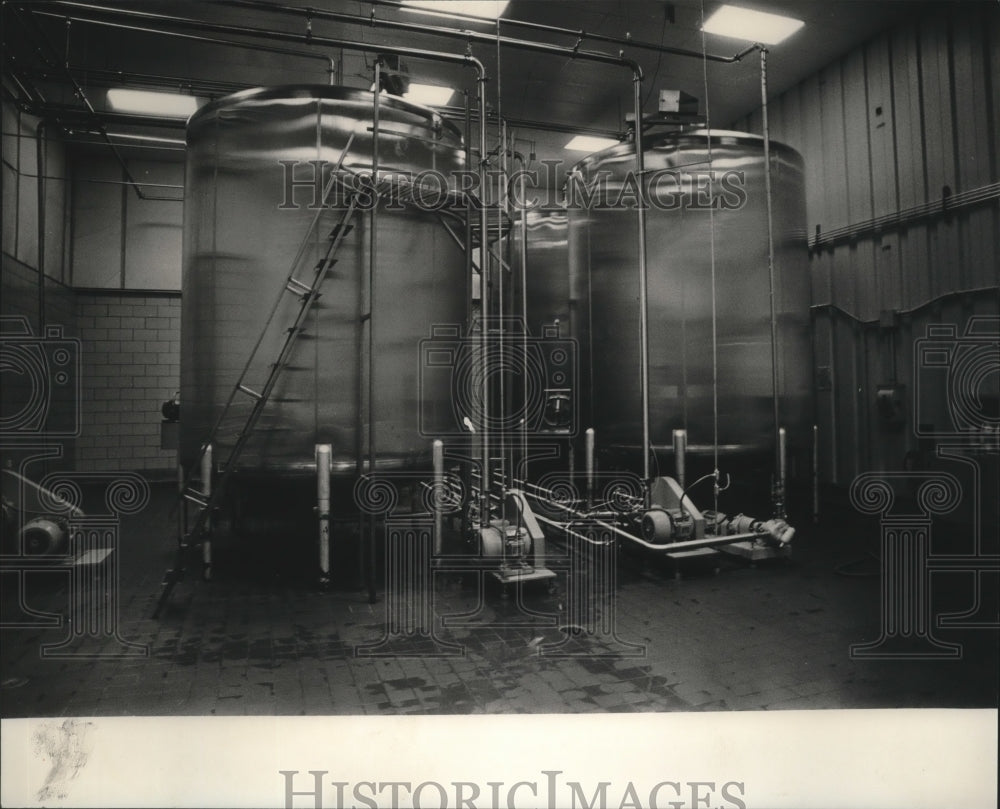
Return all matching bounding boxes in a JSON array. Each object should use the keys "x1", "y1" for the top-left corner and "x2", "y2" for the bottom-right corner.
[
  {"x1": 734, "y1": 2, "x2": 999, "y2": 485},
  {"x1": 2, "y1": 96, "x2": 76, "y2": 471},
  {"x1": 2, "y1": 96, "x2": 70, "y2": 291},
  {"x1": 71, "y1": 154, "x2": 183, "y2": 290}
]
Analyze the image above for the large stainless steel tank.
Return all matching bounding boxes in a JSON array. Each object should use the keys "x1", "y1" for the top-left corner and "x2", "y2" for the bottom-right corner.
[
  {"x1": 517, "y1": 207, "x2": 571, "y2": 337},
  {"x1": 567, "y1": 128, "x2": 811, "y2": 460},
  {"x1": 181, "y1": 86, "x2": 466, "y2": 474},
  {"x1": 512, "y1": 206, "x2": 594, "y2": 433}
]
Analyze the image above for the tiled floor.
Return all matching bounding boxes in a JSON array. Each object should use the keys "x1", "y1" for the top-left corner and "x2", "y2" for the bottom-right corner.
[{"x1": 2, "y1": 482, "x2": 997, "y2": 717}]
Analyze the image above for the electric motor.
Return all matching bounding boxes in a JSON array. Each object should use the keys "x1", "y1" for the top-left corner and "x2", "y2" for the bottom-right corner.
[
  {"x1": 641, "y1": 507, "x2": 694, "y2": 543},
  {"x1": 21, "y1": 517, "x2": 68, "y2": 555}
]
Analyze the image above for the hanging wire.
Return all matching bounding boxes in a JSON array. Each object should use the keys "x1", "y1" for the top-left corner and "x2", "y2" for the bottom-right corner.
[
  {"x1": 494, "y1": 11, "x2": 507, "y2": 509},
  {"x1": 699, "y1": 0, "x2": 721, "y2": 517},
  {"x1": 642, "y1": 6, "x2": 670, "y2": 108}
]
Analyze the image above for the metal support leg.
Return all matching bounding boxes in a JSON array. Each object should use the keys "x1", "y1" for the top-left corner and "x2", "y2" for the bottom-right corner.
[
  {"x1": 812, "y1": 424, "x2": 819, "y2": 523},
  {"x1": 585, "y1": 428, "x2": 595, "y2": 508},
  {"x1": 433, "y1": 439, "x2": 444, "y2": 556},
  {"x1": 773, "y1": 426, "x2": 787, "y2": 519},
  {"x1": 317, "y1": 444, "x2": 332, "y2": 588},
  {"x1": 201, "y1": 443, "x2": 213, "y2": 580},
  {"x1": 672, "y1": 428, "x2": 687, "y2": 490}
]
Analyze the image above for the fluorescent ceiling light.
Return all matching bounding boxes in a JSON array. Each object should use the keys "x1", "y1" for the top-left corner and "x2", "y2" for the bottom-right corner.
[
  {"x1": 564, "y1": 135, "x2": 619, "y2": 153},
  {"x1": 401, "y1": 1, "x2": 509, "y2": 21},
  {"x1": 404, "y1": 84, "x2": 455, "y2": 106},
  {"x1": 106, "y1": 132, "x2": 186, "y2": 145},
  {"x1": 701, "y1": 5, "x2": 804, "y2": 45},
  {"x1": 106, "y1": 88, "x2": 199, "y2": 117}
]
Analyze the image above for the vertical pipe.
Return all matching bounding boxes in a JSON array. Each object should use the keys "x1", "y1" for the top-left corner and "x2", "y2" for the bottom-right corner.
[
  {"x1": 176, "y1": 462, "x2": 185, "y2": 546},
  {"x1": 317, "y1": 444, "x2": 332, "y2": 586},
  {"x1": 462, "y1": 91, "x2": 474, "y2": 544},
  {"x1": 200, "y1": 443, "x2": 213, "y2": 578},
  {"x1": 778, "y1": 426, "x2": 787, "y2": 484},
  {"x1": 812, "y1": 423, "x2": 819, "y2": 523},
  {"x1": 478, "y1": 73, "x2": 490, "y2": 528},
  {"x1": 497, "y1": 119, "x2": 507, "y2": 497},
  {"x1": 433, "y1": 439, "x2": 444, "y2": 555},
  {"x1": 777, "y1": 425, "x2": 788, "y2": 519},
  {"x1": 760, "y1": 47, "x2": 781, "y2": 474},
  {"x1": 568, "y1": 442, "x2": 575, "y2": 492},
  {"x1": 672, "y1": 428, "x2": 687, "y2": 490},
  {"x1": 367, "y1": 60, "x2": 382, "y2": 603},
  {"x1": 632, "y1": 73, "x2": 651, "y2": 505},
  {"x1": 463, "y1": 92, "x2": 473, "y2": 332},
  {"x1": 35, "y1": 121, "x2": 47, "y2": 326},
  {"x1": 585, "y1": 427, "x2": 595, "y2": 507},
  {"x1": 519, "y1": 163, "x2": 529, "y2": 482}
]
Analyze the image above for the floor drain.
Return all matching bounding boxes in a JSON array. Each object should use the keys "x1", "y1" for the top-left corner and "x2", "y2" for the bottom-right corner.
[{"x1": 1, "y1": 677, "x2": 29, "y2": 689}]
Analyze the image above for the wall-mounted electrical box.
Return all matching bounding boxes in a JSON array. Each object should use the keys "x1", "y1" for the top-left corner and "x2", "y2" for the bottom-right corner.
[
  {"x1": 658, "y1": 89, "x2": 699, "y2": 114},
  {"x1": 876, "y1": 383, "x2": 906, "y2": 429}
]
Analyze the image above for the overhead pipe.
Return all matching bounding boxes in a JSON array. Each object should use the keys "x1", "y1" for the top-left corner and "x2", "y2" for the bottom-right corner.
[
  {"x1": 10, "y1": 3, "x2": 173, "y2": 201},
  {"x1": 78, "y1": 0, "x2": 647, "y2": 73},
  {"x1": 13, "y1": 102, "x2": 189, "y2": 130},
  {"x1": 438, "y1": 107, "x2": 621, "y2": 145},
  {"x1": 27, "y1": 10, "x2": 339, "y2": 87},
  {"x1": 25, "y1": 3, "x2": 489, "y2": 103},
  {"x1": 20, "y1": 65, "x2": 619, "y2": 140},
  {"x1": 2, "y1": 54, "x2": 44, "y2": 106},
  {"x1": 227, "y1": 0, "x2": 756, "y2": 64}
]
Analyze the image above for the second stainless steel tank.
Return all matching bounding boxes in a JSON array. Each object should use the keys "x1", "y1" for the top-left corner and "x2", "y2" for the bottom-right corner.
[{"x1": 567, "y1": 128, "x2": 811, "y2": 458}]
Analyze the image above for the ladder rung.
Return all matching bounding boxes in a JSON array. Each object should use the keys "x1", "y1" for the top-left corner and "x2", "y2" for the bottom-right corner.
[
  {"x1": 314, "y1": 258, "x2": 336, "y2": 273},
  {"x1": 183, "y1": 491, "x2": 208, "y2": 508},
  {"x1": 285, "y1": 278, "x2": 312, "y2": 296},
  {"x1": 237, "y1": 384, "x2": 263, "y2": 400},
  {"x1": 328, "y1": 224, "x2": 354, "y2": 240}
]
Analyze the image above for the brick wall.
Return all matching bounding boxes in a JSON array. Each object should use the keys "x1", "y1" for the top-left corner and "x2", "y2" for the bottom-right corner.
[{"x1": 75, "y1": 292, "x2": 181, "y2": 475}]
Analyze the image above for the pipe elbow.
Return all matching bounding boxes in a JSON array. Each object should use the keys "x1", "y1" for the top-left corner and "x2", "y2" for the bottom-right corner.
[{"x1": 465, "y1": 55, "x2": 486, "y2": 76}]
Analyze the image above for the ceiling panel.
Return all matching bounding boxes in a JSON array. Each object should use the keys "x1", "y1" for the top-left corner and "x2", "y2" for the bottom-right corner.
[{"x1": 3, "y1": 0, "x2": 939, "y2": 185}]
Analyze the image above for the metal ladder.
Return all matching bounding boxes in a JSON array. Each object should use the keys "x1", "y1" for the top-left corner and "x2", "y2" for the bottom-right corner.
[{"x1": 153, "y1": 136, "x2": 359, "y2": 618}]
